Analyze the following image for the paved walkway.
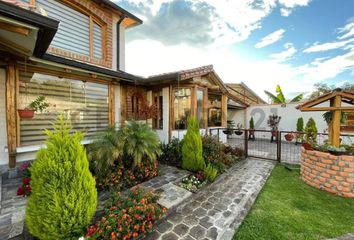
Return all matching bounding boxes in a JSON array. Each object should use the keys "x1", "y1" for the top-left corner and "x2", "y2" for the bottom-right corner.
[{"x1": 148, "y1": 158, "x2": 275, "y2": 240}]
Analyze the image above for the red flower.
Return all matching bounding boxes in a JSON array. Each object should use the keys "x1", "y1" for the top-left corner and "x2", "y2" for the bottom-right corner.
[
  {"x1": 17, "y1": 185, "x2": 24, "y2": 196},
  {"x1": 23, "y1": 177, "x2": 30, "y2": 185},
  {"x1": 133, "y1": 232, "x2": 138, "y2": 238},
  {"x1": 25, "y1": 185, "x2": 32, "y2": 193}
]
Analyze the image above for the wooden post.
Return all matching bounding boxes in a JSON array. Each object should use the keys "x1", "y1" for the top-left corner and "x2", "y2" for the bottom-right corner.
[
  {"x1": 221, "y1": 94, "x2": 227, "y2": 127},
  {"x1": 6, "y1": 62, "x2": 18, "y2": 168},
  {"x1": 331, "y1": 95, "x2": 341, "y2": 147},
  {"x1": 108, "y1": 82, "x2": 115, "y2": 126},
  {"x1": 203, "y1": 88, "x2": 208, "y2": 130},
  {"x1": 120, "y1": 84, "x2": 126, "y2": 125}
]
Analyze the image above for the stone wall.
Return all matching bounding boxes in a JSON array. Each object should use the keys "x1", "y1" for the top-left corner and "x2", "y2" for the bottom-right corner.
[{"x1": 300, "y1": 147, "x2": 354, "y2": 198}]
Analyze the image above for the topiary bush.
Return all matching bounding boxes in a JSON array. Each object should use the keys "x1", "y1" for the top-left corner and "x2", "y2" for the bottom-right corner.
[
  {"x1": 296, "y1": 117, "x2": 304, "y2": 132},
  {"x1": 250, "y1": 117, "x2": 255, "y2": 129},
  {"x1": 181, "y1": 117, "x2": 205, "y2": 171},
  {"x1": 304, "y1": 117, "x2": 318, "y2": 143},
  {"x1": 26, "y1": 115, "x2": 97, "y2": 240}
]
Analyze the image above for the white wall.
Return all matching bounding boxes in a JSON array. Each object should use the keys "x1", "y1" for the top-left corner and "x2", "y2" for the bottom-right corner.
[
  {"x1": 228, "y1": 109, "x2": 245, "y2": 127},
  {"x1": 114, "y1": 84, "x2": 121, "y2": 126},
  {"x1": 0, "y1": 69, "x2": 8, "y2": 166},
  {"x1": 171, "y1": 128, "x2": 227, "y2": 144},
  {"x1": 246, "y1": 102, "x2": 328, "y2": 133},
  {"x1": 112, "y1": 17, "x2": 125, "y2": 71}
]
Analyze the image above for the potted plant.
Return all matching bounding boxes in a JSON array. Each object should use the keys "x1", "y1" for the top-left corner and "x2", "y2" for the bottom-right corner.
[
  {"x1": 304, "y1": 117, "x2": 318, "y2": 143},
  {"x1": 267, "y1": 114, "x2": 281, "y2": 142},
  {"x1": 249, "y1": 117, "x2": 255, "y2": 140},
  {"x1": 234, "y1": 123, "x2": 243, "y2": 135},
  {"x1": 18, "y1": 96, "x2": 50, "y2": 119},
  {"x1": 285, "y1": 132, "x2": 294, "y2": 142},
  {"x1": 223, "y1": 120, "x2": 235, "y2": 136},
  {"x1": 295, "y1": 117, "x2": 304, "y2": 145}
]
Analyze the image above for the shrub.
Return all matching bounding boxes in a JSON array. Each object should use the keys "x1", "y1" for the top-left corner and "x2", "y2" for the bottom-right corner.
[
  {"x1": 86, "y1": 187, "x2": 166, "y2": 239},
  {"x1": 180, "y1": 175, "x2": 206, "y2": 193},
  {"x1": 249, "y1": 117, "x2": 255, "y2": 129},
  {"x1": 181, "y1": 117, "x2": 205, "y2": 171},
  {"x1": 26, "y1": 115, "x2": 97, "y2": 240},
  {"x1": 158, "y1": 138, "x2": 183, "y2": 167},
  {"x1": 223, "y1": 145, "x2": 244, "y2": 159},
  {"x1": 304, "y1": 117, "x2": 318, "y2": 143},
  {"x1": 202, "y1": 135, "x2": 223, "y2": 165},
  {"x1": 296, "y1": 117, "x2": 304, "y2": 132},
  {"x1": 204, "y1": 164, "x2": 218, "y2": 182}
]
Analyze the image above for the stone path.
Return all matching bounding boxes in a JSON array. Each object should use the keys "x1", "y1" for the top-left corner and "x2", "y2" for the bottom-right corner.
[{"x1": 148, "y1": 158, "x2": 275, "y2": 240}]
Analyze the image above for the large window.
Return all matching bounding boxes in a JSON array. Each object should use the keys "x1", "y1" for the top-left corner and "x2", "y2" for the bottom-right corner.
[
  {"x1": 197, "y1": 89, "x2": 204, "y2": 128},
  {"x1": 37, "y1": 0, "x2": 105, "y2": 60},
  {"x1": 19, "y1": 72, "x2": 109, "y2": 146},
  {"x1": 208, "y1": 94, "x2": 222, "y2": 127},
  {"x1": 152, "y1": 90, "x2": 163, "y2": 129},
  {"x1": 174, "y1": 88, "x2": 191, "y2": 129}
]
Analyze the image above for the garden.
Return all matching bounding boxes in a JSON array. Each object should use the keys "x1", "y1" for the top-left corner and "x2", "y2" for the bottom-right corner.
[{"x1": 17, "y1": 115, "x2": 244, "y2": 240}]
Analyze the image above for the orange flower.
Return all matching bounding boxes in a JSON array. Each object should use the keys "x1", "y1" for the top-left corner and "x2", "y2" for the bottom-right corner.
[
  {"x1": 134, "y1": 224, "x2": 139, "y2": 230},
  {"x1": 162, "y1": 208, "x2": 167, "y2": 214},
  {"x1": 133, "y1": 232, "x2": 139, "y2": 238},
  {"x1": 111, "y1": 232, "x2": 116, "y2": 240}
]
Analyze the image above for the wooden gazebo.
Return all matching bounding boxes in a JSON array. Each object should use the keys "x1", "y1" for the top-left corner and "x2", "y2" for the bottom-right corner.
[{"x1": 297, "y1": 89, "x2": 354, "y2": 147}]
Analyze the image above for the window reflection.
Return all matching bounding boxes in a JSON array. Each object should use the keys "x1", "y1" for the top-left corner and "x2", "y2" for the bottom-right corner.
[
  {"x1": 174, "y1": 88, "x2": 191, "y2": 129},
  {"x1": 208, "y1": 94, "x2": 222, "y2": 127}
]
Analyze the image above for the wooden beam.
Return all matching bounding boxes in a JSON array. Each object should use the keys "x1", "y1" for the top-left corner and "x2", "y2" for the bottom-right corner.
[
  {"x1": 300, "y1": 106, "x2": 354, "y2": 112},
  {"x1": 203, "y1": 88, "x2": 208, "y2": 130},
  {"x1": 331, "y1": 95, "x2": 341, "y2": 147},
  {"x1": 221, "y1": 94, "x2": 227, "y2": 127},
  {"x1": 298, "y1": 91, "x2": 337, "y2": 110},
  {"x1": 169, "y1": 85, "x2": 173, "y2": 141},
  {"x1": 108, "y1": 83, "x2": 115, "y2": 126},
  {"x1": 0, "y1": 22, "x2": 30, "y2": 36},
  {"x1": 0, "y1": 36, "x2": 30, "y2": 55},
  {"x1": 120, "y1": 84, "x2": 126, "y2": 125},
  {"x1": 5, "y1": 62, "x2": 18, "y2": 168}
]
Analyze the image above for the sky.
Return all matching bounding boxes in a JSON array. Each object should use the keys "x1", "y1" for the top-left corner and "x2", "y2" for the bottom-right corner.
[{"x1": 115, "y1": 0, "x2": 354, "y2": 101}]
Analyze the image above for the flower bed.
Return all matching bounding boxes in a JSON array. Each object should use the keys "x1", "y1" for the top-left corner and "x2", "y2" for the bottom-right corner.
[{"x1": 300, "y1": 147, "x2": 354, "y2": 198}]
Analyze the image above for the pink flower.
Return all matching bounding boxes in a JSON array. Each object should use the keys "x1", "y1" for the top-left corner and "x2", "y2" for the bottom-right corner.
[
  {"x1": 23, "y1": 177, "x2": 30, "y2": 185},
  {"x1": 17, "y1": 185, "x2": 24, "y2": 196}
]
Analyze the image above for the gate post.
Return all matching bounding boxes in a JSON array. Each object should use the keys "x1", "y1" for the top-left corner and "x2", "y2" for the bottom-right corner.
[
  {"x1": 244, "y1": 129, "x2": 248, "y2": 159},
  {"x1": 277, "y1": 131, "x2": 281, "y2": 162}
]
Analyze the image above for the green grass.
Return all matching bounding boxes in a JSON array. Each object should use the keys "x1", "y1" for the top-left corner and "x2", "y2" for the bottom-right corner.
[{"x1": 234, "y1": 164, "x2": 354, "y2": 240}]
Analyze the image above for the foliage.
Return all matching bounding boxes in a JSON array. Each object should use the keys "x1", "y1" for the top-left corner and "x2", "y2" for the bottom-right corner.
[
  {"x1": 267, "y1": 114, "x2": 281, "y2": 131},
  {"x1": 26, "y1": 115, "x2": 97, "y2": 240},
  {"x1": 158, "y1": 138, "x2": 183, "y2": 167},
  {"x1": 96, "y1": 160, "x2": 158, "y2": 190},
  {"x1": 227, "y1": 120, "x2": 236, "y2": 129},
  {"x1": 249, "y1": 117, "x2": 255, "y2": 129},
  {"x1": 322, "y1": 111, "x2": 347, "y2": 125},
  {"x1": 264, "y1": 84, "x2": 303, "y2": 104},
  {"x1": 236, "y1": 123, "x2": 243, "y2": 130},
  {"x1": 180, "y1": 175, "x2": 206, "y2": 193},
  {"x1": 296, "y1": 117, "x2": 304, "y2": 132},
  {"x1": 234, "y1": 165, "x2": 354, "y2": 240},
  {"x1": 309, "y1": 82, "x2": 354, "y2": 99},
  {"x1": 86, "y1": 187, "x2": 166, "y2": 239},
  {"x1": 28, "y1": 96, "x2": 50, "y2": 112},
  {"x1": 88, "y1": 121, "x2": 161, "y2": 180},
  {"x1": 181, "y1": 117, "x2": 205, "y2": 171},
  {"x1": 315, "y1": 144, "x2": 349, "y2": 155},
  {"x1": 304, "y1": 117, "x2": 318, "y2": 143},
  {"x1": 204, "y1": 164, "x2": 218, "y2": 182},
  {"x1": 16, "y1": 162, "x2": 32, "y2": 196}
]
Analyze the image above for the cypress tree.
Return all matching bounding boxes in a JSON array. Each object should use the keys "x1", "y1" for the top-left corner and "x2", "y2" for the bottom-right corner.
[
  {"x1": 304, "y1": 117, "x2": 318, "y2": 143},
  {"x1": 26, "y1": 115, "x2": 97, "y2": 239},
  {"x1": 181, "y1": 117, "x2": 205, "y2": 171}
]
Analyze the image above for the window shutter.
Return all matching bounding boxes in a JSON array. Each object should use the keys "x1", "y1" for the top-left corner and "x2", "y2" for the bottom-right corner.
[{"x1": 93, "y1": 22, "x2": 103, "y2": 59}]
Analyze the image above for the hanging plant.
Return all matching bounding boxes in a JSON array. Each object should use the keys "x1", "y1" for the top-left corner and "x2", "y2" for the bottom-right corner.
[
  {"x1": 18, "y1": 96, "x2": 50, "y2": 119},
  {"x1": 322, "y1": 111, "x2": 347, "y2": 125}
]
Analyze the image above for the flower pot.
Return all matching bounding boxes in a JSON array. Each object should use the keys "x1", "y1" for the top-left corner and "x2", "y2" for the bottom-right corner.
[
  {"x1": 235, "y1": 130, "x2": 243, "y2": 136},
  {"x1": 18, "y1": 109, "x2": 35, "y2": 119},
  {"x1": 284, "y1": 133, "x2": 294, "y2": 142},
  {"x1": 328, "y1": 150, "x2": 348, "y2": 156},
  {"x1": 248, "y1": 130, "x2": 255, "y2": 140},
  {"x1": 302, "y1": 142, "x2": 313, "y2": 150},
  {"x1": 223, "y1": 130, "x2": 233, "y2": 135},
  {"x1": 271, "y1": 131, "x2": 277, "y2": 137}
]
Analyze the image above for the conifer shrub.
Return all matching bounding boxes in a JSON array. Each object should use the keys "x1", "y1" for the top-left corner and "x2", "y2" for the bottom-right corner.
[
  {"x1": 204, "y1": 164, "x2": 218, "y2": 182},
  {"x1": 296, "y1": 117, "x2": 304, "y2": 132},
  {"x1": 304, "y1": 117, "x2": 318, "y2": 143},
  {"x1": 249, "y1": 117, "x2": 255, "y2": 129},
  {"x1": 26, "y1": 115, "x2": 97, "y2": 239},
  {"x1": 181, "y1": 117, "x2": 205, "y2": 171}
]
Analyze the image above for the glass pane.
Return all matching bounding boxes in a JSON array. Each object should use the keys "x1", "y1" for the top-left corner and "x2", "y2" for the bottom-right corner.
[
  {"x1": 208, "y1": 94, "x2": 222, "y2": 127},
  {"x1": 197, "y1": 89, "x2": 204, "y2": 128},
  {"x1": 174, "y1": 88, "x2": 191, "y2": 129},
  {"x1": 19, "y1": 72, "x2": 109, "y2": 146}
]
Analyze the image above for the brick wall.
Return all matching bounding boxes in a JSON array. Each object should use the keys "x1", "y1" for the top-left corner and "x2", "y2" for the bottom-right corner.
[
  {"x1": 47, "y1": 0, "x2": 113, "y2": 69},
  {"x1": 301, "y1": 147, "x2": 354, "y2": 198}
]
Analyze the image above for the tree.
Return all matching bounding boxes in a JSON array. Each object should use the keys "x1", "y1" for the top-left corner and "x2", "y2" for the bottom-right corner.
[
  {"x1": 26, "y1": 115, "x2": 97, "y2": 239},
  {"x1": 249, "y1": 117, "x2": 255, "y2": 129},
  {"x1": 304, "y1": 117, "x2": 318, "y2": 143},
  {"x1": 264, "y1": 84, "x2": 303, "y2": 104},
  {"x1": 309, "y1": 82, "x2": 354, "y2": 99},
  {"x1": 181, "y1": 117, "x2": 205, "y2": 171},
  {"x1": 296, "y1": 117, "x2": 304, "y2": 132}
]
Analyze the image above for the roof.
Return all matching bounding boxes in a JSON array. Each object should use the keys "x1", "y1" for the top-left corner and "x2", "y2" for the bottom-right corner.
[
  {"x1": 297, "y1": 89, "x2": 354, "y2": 111},
  {"x1": 147, "y1": 65, "x2": 214, "y2": 82},
  {"x1": 0, "y1": 0, "x2": 59, "y2": 57},
  {"x1": 226, "y1": 82, "x2": 267, "y2": 105}
]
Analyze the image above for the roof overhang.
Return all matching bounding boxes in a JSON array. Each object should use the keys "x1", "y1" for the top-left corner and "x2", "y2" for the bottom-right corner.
[{"x1": 0, "y1": 1, "x2": 58, "y2": 57}]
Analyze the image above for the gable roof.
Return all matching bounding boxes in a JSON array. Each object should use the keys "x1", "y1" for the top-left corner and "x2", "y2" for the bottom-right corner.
[{"x1": 226, "y1": 83, "x2": 266, "y2": 105}]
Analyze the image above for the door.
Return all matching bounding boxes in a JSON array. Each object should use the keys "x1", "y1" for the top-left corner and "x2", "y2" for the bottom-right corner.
[{"x1": 0, "y1": 68, "x2": 9, "y2": 166}]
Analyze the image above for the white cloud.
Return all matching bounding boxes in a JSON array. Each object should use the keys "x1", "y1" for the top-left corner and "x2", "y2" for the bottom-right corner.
[
  {"x1": 280, "y1": 8, "x2": 291, "y2": 16},
  {"x1": 338, "y1": 20, "x2": 354, "y2": 40},
  {"x1": 255, "y1": 29, "x2": 286, "y2": 48},
  {"x1": 303, "y1": 38, "x2": 354, "y2": 53},
  {"x1": 278, "y1": 0, "x2": 311, "y2": 17},
  {"x1": 269, "y1": 43, "x2": 297, "y2": 61}
]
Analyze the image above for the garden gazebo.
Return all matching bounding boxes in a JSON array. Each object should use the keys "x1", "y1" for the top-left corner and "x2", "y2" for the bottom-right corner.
[{"x1": 297, "y1": 88, "x2": 354, "y2": 147}]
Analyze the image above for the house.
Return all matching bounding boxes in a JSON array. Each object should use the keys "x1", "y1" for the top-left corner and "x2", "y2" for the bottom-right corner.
[{"x1": 0, "y1": 0, "x2": 249, "y2": 170}]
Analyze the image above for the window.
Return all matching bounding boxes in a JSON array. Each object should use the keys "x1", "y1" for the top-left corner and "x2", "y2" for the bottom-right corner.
[
  {"x1": 208, "y1": 94, "x2": 222, "y2": 127},
  {"x1": 196, "y1": 89, "x2": 204, "y2": 128},
  {"x1": 174, "y1": 88, "x2": 191, "y2": 129},
  {"x1": 19, "y1": 71, "x2": 109, "y2": 146},
  {"x1": 37, "y1": 0, "x2": 106, "y2": 60}
]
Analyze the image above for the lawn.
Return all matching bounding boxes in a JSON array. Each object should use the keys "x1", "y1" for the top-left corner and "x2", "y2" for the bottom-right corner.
[{"x1": 234, "y1": 165, "x2": 354, "y2": 240}]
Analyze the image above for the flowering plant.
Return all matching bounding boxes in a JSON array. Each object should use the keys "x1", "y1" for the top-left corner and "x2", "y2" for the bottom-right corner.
[
  {"x1": 17, "y1": 162, "x2": 32, "y2": 196},
  {"x1": 86, "y1": 187, "x2": 166, "y2": 240},
  {"x1": 180, "y1": 175, "x2": 206, "y2": 193}
]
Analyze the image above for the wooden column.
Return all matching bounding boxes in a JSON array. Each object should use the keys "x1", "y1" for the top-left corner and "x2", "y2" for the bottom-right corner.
[
  {"x1": 331, "y1": 95, "x2": 341, "y2": 147},
  {"x1": 191, "y1": 86, "x2": 197, "y2": 117},
  {"x1": 108, "y1": 82, "x2": 115, "y2": 126},
  {"x1": 120, "y1": 84, "x2": 126, "y2": 125},
  {"x1": 6, "y1": 62, "x2": 18, "y2": 168},
  {"x1": 203, "y1": 88, "x2": 208, "y2": 129},
  {"x1": 221, "y1": 94, "x2": 227, "y2": 127}
]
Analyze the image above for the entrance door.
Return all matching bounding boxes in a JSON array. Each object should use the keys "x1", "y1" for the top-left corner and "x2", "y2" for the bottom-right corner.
[{"x1": 0, "y1": 68, "x2": 9, "y2": 166}]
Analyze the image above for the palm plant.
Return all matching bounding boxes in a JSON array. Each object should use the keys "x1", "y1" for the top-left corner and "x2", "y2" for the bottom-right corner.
[
  {"x1": 264, "y1": 84, "x2": 303, "y2": 104},
  {"x1": 124, "y1": 121, "x2": 161, "y2": 168}
]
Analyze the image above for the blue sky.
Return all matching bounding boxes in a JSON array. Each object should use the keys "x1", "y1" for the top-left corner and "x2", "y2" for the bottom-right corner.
[{"x1": 115, "y1": 0, "x2": 354, "y2": 100}]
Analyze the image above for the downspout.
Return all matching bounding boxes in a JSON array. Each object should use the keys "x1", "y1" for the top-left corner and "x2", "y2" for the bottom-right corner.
[{"x1": 117, "y1": 15, "x2": 126, "y2": 70}]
